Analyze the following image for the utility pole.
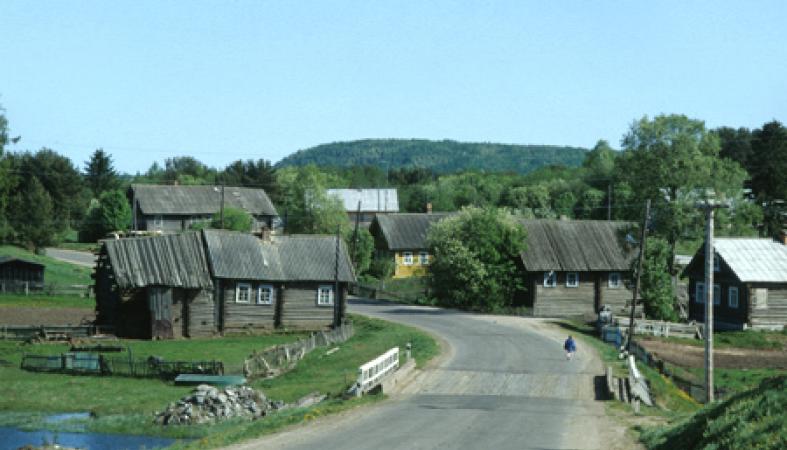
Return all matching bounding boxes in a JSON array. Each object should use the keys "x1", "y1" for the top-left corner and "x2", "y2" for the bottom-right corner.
[
  {"x1": 351, "y1": 200, "x2": 361, "y2": 268},
  {"x1": 697, "y1": 200, "x2": 729, "y2": 403},
  {"x1": 219, "y1": 183, "x2": 225, "y2": 229},
  {"x1": 627, "y1": 199, "x2": 650, "y2": 352},
  {"x1": 333, "y1": 225, "x2": 341, "y2": 328},
  {"x1": 607, "y1": 183, "x2": 612, "y2": 221}
]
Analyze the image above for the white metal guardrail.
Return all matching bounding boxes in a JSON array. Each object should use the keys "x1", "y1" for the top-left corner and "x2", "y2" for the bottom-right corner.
[
  {"x1": 627, "y1": 355, "x2": 653, "y2": 407},
  {"x1": 351, "y1": 347, "x2": 399, "y2": 396}
]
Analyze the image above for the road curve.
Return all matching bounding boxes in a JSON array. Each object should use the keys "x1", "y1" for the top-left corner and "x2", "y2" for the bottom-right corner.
[
  {"x1": 227, "y1": 300, "x2": 634, "y2": 450},
  {"x1": 45, "y1": 248, "x2": 96, "y2": 268}
]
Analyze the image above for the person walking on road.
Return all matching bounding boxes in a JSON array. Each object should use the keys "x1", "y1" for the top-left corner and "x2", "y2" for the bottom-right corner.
[{"x1": 564, "y1": 335, "x2": 577, "y2": 360}]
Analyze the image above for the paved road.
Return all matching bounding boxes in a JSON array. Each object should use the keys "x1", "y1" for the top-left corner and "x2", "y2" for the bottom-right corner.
[
  {"x1": 229, "y1": 300, "x2": 632, "y2": 450},
  {"x1": 45, "y1": 248, "x2": 96, "y2": 268}
]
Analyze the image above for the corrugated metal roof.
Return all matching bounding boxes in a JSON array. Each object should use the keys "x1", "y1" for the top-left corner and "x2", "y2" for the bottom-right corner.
[
  {"x1": 132, "y1": 185, "x2": 277, "y2": 216},
  {"x1": 326, "y1": 189, "x2": 399, "y2": 213},
  {"x1": 714, "y1": 238, "x2": 787, "y2": 283},
  {"x1": 103, "y1": 232, "x2": 213, "y2": 289},
  {"x1": 0, "y1": 256, "x2": 45, "y2": 267},
  {"x1": 519, "y1": 219, "x2": 636, "y2": 271},
  {"x1": 372, "y1": 213, "x2": 455, "y2": 250}
]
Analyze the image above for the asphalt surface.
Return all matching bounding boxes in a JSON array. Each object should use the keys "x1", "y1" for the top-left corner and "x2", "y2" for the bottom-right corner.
[
  {"x1": 45, "y1": 248, "x2": 97, "y2": 268},
  {"x1": 229, "y1": 300, "x2": 625, "y2": 450}
]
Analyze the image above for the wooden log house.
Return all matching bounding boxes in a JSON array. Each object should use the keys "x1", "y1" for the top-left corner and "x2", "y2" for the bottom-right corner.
[
  {"x1": 0, "y1": 256, "x2": 45, "y2": 293},
  {"x1": 369, "y1": 212, "x2": 454, "y2": 278}
]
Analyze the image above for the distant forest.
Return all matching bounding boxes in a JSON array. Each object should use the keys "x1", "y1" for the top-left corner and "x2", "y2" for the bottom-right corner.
[{"x1": 276, "y1": 139, "x2": 588, "y2": 174}]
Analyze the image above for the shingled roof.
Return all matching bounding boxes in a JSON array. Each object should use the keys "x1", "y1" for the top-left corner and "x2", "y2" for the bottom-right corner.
[
  {"x1": 326, "y1": 188, "x2": 399, "y2": 213},
  {"x1": 131, "y1": 185, "x2": 277, "y2": 216},
  {"x1": 372, "y1": 213, "x2": 454, "y2": 251},
  {"x1": 102, "y1": 231, "x2": 213, "y2": 289},
  {"x1": 519, "y1": 220, "x2": 635, "y2": 272},
  {"x1": 0, "y1": 256, "x2": 45, "y2": 267}
]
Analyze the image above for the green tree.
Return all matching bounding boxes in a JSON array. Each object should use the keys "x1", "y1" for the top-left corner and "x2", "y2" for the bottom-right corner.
[
  {"x1": 714, "y1": 126, "x2": 753, "y2": 171},
  {"x1": 505, "y1": 185, "x2": 553, "y2": 218},
  {"x1": 637, "y1": 238, "x2": 678, "y2": 321},
  {"x1": 582, "y1": 139, "x2": 617, "y2": 185},
  {"x1": 617, "y1": 114, "x2": 748, "y2": 274},
  {"x1": 9, "y1": 177, "x2": 56, "y2": 250},
  {"x1": 84, "y1": 148, "x2": 119, "y2": 198},
  {"x1": 749, "y1": 121, "x2": 787, "y2": 237},
  {"x1": 211, "y1": 207, "x2": 253, "y2": 232},
  {"x1": 80, "y1": 190, "x2": 133, "y2": 241},
  {"x1": 0, "y1": 103, "x2": 19, "y2": 242},
  {"x1": 219, "y1": 159, "x2": 280, "y2": 202},
  {"x1": 427, "y1": 207, "x2": 527, "y2": 311}
]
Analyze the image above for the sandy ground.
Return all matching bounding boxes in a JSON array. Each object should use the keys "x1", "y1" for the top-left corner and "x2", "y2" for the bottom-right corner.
[
  {"x1": 0, "y1": 306, "x2": 95, "y2": 326},
  {"x1": 639, "y1": 338, "x2": 787, "y2": 370}
]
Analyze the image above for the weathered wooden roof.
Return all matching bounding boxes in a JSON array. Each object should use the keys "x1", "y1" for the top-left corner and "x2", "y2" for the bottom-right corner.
[
  {"x1": 372, "y1": 213, "x2": 454, "y2": 251},
  {"x1": 103, "y1": 231, "x2": 213, "y2": 289},
  {"x1": 202, "y1": 230, "x2": 355, "y2": 282},
  {"x1": 132, "y1": 184, "x2": 277, "y2": 216},
  {"x1": 0, "y1": 256, "x2": 45, "y2": 268},
  {"x1": 326, "y1": 188, "x2": 399, "y2": 213},
  {"x1": 712, "y1": 238, "x2": 787, "y2": 283},
  {"x1": 519, "y1": 219, "x2": 635, "y2": 272}
]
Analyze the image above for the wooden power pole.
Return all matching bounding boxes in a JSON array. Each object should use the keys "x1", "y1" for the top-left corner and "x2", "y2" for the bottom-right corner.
[
  {"x1": 219, "y1": 183, "x2": 226, "y2": 229},
  {"x1": 333, "y1": 225, "x2": 341, "y2": 328},
  {"x1": 626, "y1": 199, "x2": 650, "y2": 351}
]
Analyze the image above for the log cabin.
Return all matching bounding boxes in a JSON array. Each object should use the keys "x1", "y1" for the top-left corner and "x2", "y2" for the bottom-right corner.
[
  {"x1": 0, "y1": 256, "x2": 45, "y2": 293},
  {"x1": 94, "y1": 229, "x2": 355, "y2": 339},
  {"x1": 519, "y1": 219, "x2": 638, "y2": 318},
  {"x1": 369, "y1": 212, "x2": 454, "y2": 278},
  {"x1": 683, "y1": 238, "x2": 787, "y2": 331}
]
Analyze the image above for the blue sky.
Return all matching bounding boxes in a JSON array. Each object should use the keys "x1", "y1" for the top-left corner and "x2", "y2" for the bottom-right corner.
[{"x1": 1, "y1": 1, "x2": 785, "y2": 174}]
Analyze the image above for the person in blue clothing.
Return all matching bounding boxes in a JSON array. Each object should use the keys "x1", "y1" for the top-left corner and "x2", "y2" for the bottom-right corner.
[{"x1": 564, "y1": 335, "x2": 577, "y2": 360}]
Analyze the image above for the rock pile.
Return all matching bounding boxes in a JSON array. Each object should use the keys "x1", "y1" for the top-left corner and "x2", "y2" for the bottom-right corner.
[{"x1": 154, "y1": 384, "x2": 272, "y2": 425}]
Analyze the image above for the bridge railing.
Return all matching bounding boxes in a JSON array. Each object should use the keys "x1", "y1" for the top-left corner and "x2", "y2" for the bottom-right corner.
[{"x1": 351, "y1": 347, "x2": 399, "y2": 396}]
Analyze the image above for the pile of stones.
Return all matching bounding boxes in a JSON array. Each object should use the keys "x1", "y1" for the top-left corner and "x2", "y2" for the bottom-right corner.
[{"x1": 154, "y1": 384, "x2": 274, "y2": 425}]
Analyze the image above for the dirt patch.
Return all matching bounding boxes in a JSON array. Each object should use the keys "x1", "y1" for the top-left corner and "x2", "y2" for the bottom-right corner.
[
  {"x1": 639, "y1": 339, "x2": 787, "y2": 370},
  {"x1": 0, "y1": 306, "x2": 95, "y2": 326}
]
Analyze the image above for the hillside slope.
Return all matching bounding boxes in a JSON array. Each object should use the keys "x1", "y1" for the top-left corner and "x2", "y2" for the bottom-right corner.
[
  {"x1": 642, "y1": 375, "x2": 786, "y2": 450},
  {"x1": 277, "y1": 139, "x2": 587, "y2": 174}
]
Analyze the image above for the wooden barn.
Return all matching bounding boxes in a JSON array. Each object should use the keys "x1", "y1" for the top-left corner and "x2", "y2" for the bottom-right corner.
[
  {"x1": 130, "y1": 184, "x2": 278, "y2": 233},
  {"x1": 94, "y1": 229, "x2": 355, "y2": 339},
  {"x1": 519, "y1": 219, "x2": 637, "y2": 317},
  {"x1": 369, "y1": 213, "x2": 454, "y2": 278},
  {"x1": 0, "y1": 256, "x2": 45, "y2": 293},
  {"x1": 683, "y1": 238, "x2": 787, "y2": 331}
]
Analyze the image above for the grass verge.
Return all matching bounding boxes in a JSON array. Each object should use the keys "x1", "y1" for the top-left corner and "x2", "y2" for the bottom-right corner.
[
  {"x1": 649, "y1": 329, "x2": 786, "y2": 351},
  {"x1": 0, "y1": 314, "x2": 439, "y2": 448},
  {"x1": 0, "y1": 294, "x2": 95, "y2": 309},
  {"x1": 0, "y1": 244, "x2": 92, "y2": 286}
]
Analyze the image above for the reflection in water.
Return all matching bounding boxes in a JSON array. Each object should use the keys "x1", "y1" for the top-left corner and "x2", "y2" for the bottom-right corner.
[{"x1": 0, "y1": 426, "x2": 180, "y2": 450}]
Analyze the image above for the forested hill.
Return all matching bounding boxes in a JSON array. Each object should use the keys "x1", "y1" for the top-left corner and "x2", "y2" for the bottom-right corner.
[{"x1": 276, "y1": 139, "x2": 588, "y2": 174}]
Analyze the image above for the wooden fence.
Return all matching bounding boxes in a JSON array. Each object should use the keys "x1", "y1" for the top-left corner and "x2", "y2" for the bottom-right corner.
[
  {"x1": 21, "y1": 353, "x2": 223, "y2": 379},
  {"x1": 0, "y1": 324, "x2": 112, "y2": 341},
  {"x1": 350, "y1": 347, "x2": 400, "y2": 396}
]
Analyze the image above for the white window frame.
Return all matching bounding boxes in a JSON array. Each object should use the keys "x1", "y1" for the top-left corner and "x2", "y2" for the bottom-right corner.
[
  {"x1": 317, "y1": 285, "x2": 334, "y2": 306},
  {"x1": 402, "y1": 252, "x2": 414, "y2": 266},
  {"x1": 153, "y1": 215, "x2": 164, "y2": 229},
  {"x1": 696, "y1": 282, "x2": 705, "y2": 304},
  {"x1": 257, "y1": 284, "x2": 275, "y2": 305},
  {"x1": 728, "y1": 286, "x2": 739, "y2": 308},
  {"x1": 566, "y1": 272, "x2": 579, "y2": 288},
  {"x1": 608, "y1": 272, "x2": 621, "y2": 288},
  {"x1": 235, "y1": 282, "x2": 252, "y2": 304},
  {"x1": 713, "y1": 254, "x2": 720, "y2": 272},
  {"x1": 713, "y1": 283, "x2": 721, "y2": 305},
  {"x1": 543, "y1": 272, "x2": 557, "y2": 288},
  {"x1": 419, "y1": 251, "x2": 430, "y2": 265}
]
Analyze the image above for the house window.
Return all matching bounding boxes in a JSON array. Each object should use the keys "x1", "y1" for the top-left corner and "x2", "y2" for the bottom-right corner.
[
  {"x1": 419, "y1": 252, "x2": 430, "y2": 265},
  {"x1": 566, "y1": 272, "x2": 579, "y2": 288},
  {"x1": 728, "y1": 286, "x2": 739, "y2": 308},
  {"x1": 257, "y1": 285, "x2": 275, "y2": 305},
  {"x1": 713, "y1": 284, "x2": 721, "y2": 305},
  {"x1": 317, "y1": 285, "x2": 334, "y2": 306},
  {"x1": 713, "y1": 254, "x2": 720, "y2": 272},
  {"x1": 153, "y1": 215, "x2": 164, "y2": 229},
  {"x1": 402, "y1": 252, "x2": 414, "y2": 266},
  {"x1": 696, "y1": 282, "x2": 705, "y2": 304},
  {"x1": 235, "y1": 282, "x2": 252, "y2": 303},
  {"x1": 543, "y1": 272, "x2": 557, "y2": 288},
  {"x1": 608, "y1": 272, "x2": 621, "y2": 288}
]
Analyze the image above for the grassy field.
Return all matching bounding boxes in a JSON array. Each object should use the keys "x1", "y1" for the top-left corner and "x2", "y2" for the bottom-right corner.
[
  {"x1": 0, "y1": 244, "x2": 92, "y2": 287},
  {"x1": 0, "y1": 314, "x2": 439, "y2": 447},
  {"x1": 641, "y1": 375, "x2": 787, "y2": 450},
  {"x1": 651, "y1": 329, "x2": 786, "y2": 351},
  {"x1": 0, "y1": 294, "x2": 95, "y2": 309}
]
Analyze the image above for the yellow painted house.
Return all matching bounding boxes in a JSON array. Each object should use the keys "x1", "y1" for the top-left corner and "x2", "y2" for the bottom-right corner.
[{"x1": 369, "y1": 213, "x2": 454, "y2": 279}]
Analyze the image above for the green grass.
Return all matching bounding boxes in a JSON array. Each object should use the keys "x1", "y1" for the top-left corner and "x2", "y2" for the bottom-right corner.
[
  {"x1": 641, "y1": 375, "x2": 787, "y2": 450},
  {"x1": 652, "y1": 330, "x2": 786, "y2": 351},
  {"x1": 0, "y1": 314, "x2": 439, "y2": 447},
  {"x1": 682, "y1": 367, "x2": 785, "y2": 395},
  {"x1": 0, "y1": 244, "x2": 92, "y2": 287},
  {"x1": 0, "y1": 294, "x2": 95, "y2": 309}
]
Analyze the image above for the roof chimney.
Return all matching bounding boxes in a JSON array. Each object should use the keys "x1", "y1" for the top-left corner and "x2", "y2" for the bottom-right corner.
[{"x1": 426, "y1": 202, "x2": 433, "y2": 214}]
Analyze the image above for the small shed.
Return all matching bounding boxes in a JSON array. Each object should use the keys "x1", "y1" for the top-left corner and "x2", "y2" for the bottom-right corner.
[
  {"x1": 519, "y1": 220, "x2": 637, "y2": 317},
  {"x1": 369, "y1": 213, "x2": 454, "y2": 278},
  {"x1": 683, "y1": 238, "x2": 787, "y2": 331},
  {"x1": 0, "y1": 256, "x2": 45, "y2": 293}
]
